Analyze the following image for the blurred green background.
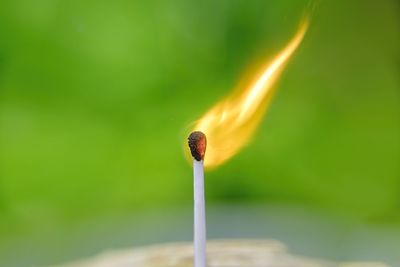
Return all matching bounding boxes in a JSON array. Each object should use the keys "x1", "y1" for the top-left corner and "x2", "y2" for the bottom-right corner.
[{"x1": 0, "y1": 0, "x2": 399, "y2": 266}]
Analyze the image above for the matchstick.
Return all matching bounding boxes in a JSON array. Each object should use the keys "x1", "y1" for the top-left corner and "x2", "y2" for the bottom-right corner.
[{"x1": 188, "y1": 131, "x2": 207, "y2": 267}]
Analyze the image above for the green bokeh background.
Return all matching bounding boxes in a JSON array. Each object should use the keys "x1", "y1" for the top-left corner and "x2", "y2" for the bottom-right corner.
[{"x1": 0, "y1": 0, "x2": 399, "y2": 266}]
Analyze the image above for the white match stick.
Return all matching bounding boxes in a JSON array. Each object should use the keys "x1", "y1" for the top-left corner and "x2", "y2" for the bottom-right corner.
[{"x1": 188, "y1": 131, "x2": 207, "y2": 267}]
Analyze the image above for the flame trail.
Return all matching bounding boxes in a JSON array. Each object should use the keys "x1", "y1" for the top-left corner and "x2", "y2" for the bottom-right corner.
[{"x1": 192, "y1": 20, "x2": 309, "y2": 169}]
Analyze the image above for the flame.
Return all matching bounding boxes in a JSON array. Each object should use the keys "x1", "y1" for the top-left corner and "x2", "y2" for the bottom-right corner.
[{"x1": 192, "y1": 20, "x2": 309, "y2": 169}]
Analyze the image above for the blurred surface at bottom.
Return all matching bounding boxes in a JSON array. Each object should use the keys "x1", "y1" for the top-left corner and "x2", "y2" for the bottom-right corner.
[{"x1": 57, "y1": 239, "x2": 388, "y2": 267}]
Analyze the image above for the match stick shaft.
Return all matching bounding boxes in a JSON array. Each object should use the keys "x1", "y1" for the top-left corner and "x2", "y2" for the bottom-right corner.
[{"x1": 193, "y1": 160, "x2": 206, "y2": 267}]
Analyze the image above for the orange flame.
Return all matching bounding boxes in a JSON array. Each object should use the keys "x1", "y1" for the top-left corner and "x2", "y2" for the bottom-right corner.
[{"x1": 192, "y1": 20, "x2": 309, "y2": 169}]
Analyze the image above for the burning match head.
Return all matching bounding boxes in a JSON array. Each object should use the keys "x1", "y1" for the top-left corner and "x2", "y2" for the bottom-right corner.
[{"x1": 188, "y1": 131, "x2": 207, "y2": 161}]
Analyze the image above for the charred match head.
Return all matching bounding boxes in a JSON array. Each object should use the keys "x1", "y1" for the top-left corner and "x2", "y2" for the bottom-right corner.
[{"x1": 188, "y1": 131, "x2": 207, "y2": 161}]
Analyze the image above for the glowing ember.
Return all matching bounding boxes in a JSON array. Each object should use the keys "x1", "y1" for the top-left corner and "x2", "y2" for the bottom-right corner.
[{"x1": 192, "y1": 20, "x2": 309, "y2": 169}]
